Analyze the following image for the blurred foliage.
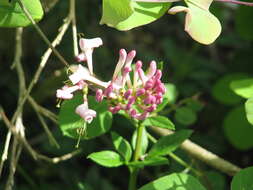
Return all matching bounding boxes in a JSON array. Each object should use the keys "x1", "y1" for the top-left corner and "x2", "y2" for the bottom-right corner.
[{"x1": 1, "y1": 0, "x2": 253, "y2": 189}]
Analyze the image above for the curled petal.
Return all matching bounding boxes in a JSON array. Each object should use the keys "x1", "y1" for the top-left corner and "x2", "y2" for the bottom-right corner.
[
  {"x1": 79, "y1": 38, "x2": 103, "y2": 50},
  {"x1": 75, "y1": 103, "x2": 96, "y2": 123}
]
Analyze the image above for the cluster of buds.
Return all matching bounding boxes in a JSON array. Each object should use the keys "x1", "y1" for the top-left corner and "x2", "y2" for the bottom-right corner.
[
  {"x1": 56, "y1": 37, "x2": 166, "y2": 123},
  {"x1": 95, "y1": 49, "x2": 166, "y2": 120}
]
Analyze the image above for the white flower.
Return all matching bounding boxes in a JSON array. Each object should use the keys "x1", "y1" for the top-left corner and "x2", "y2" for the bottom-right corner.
[
  {"x1": 75, "y1": 102, "x2": 96, "y2": 123},
  {"x1": 78, "y1": 38, "x2": 103, "y2": 75}
]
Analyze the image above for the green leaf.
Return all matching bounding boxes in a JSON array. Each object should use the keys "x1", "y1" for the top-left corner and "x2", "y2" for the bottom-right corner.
[
  {"x1": 127, "y1": 156, "x2": 168, "y2": 168},
  {"x1": 212, "y1": 73, "x2": 249, "y2": 105},
  {"x1": 174, "y1": 107, "x2": 197, "y2": 126},
  {"x1": 59, "y1": 94, "x2": 112, "y2": 140},
  {"x1": 111, "y1": 132, "x2": 132, "y2": 162},
  {"x1": 235, "y1": 6, "x2": 253, "y2": 41},
  {"x1": 0, "y1": 0, "x2": 44, "y2": 27},
  {"x1": 245, "y1": 97, "x2": 253, "y2": 125},
  {"x1": 100, "y1": 0, "x2": 133, "y2": 27},
  {"x1": 231, "y1": 166, "x2": 253, "y2": 190},
  {"x1": 138, "y1": 173, "x2": 206, "y2": 190},
  {"x1": 186, "y1": 99, "x2": 204, "y2": 112},
  {"x1": 100, "y1": 1, "x2": 171, "y2": 31},
  {"x1": 148, "y1": 130, "x2": 192, "y2": 157},
  {"x1": 132, "y1": 127, "x2": 148, "y2": 155},
  {"x1": 230, "y1": 78, "x2": 253, "y2": 99},
  {"x1": 168, "y1": 0, "x2": 221, "y2": 45},
  {"x1": 223, "y1": 106, "x2": 253, "y2": 150},
  {"x1": 142, "y1": 116, "x2": 175, "y2": 130},
  {"x1": 87, "y1": 151, "x2": 124, "y2": 167}
]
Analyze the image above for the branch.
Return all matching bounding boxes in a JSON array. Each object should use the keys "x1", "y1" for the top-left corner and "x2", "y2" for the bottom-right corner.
[
  {"x1": 70, "y1": 0, "x2": 79, "y2": 56},
  {"x1": 0, "y1": 108, "x2": 82, "y2": 164},
  {"x1": 150, "y1": 127, "x2": 241, "y2": 176},
  {"x1": 17, "y1": 0, "x2": 69, "y2": 67},
  {"x1": 11, "y1": 17, "x2": 71, "y2": 124}
]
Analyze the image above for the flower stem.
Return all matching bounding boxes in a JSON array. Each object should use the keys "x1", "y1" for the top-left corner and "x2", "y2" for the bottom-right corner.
[{"x1": 128, "y1": 123, "x2": 144, "y2": 190}]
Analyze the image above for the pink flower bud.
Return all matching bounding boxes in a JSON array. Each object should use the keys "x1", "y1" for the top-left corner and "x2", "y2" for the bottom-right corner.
[
  {"x1": 144, "y1": 79, "x2": 154, "y2": 90},
  {"x1": 136, "y1": 88, "x2": 145, "y2": 96},
  {"x1": 136, "y1": 61, "x2": 142, "y2": 70},
  {"x1": 96, "y1": 89, "x2": 104, "y2": 102},
  {"x1": 146, "y1": 61, "x2": 157, "y2": 79},
  {"x1": 146, "y1": 104, "x2": 157, "y2": 112},
  {"x1": 130, "y1": 109, "x2": 137, "y2": 118},
  {"x1": 144, "y1": 94, "x2": 156, "y2": 105},
  {"x1": 124, "y1": 89, "x2": 132, "y2": 99},
  {"x1": 136, "y1": 112, "x2": 149, "y2": 120},
  {"x1": 109, "y1": 105, "x2": 121, "y2": 114},
  {"x1": 155, "y1": 70, "x2": 162, "y2": 80}
]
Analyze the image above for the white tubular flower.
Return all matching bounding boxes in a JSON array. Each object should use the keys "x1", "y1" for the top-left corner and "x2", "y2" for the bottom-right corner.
[
  {"x1": 69, "y1": 64, "x2": 108, "y2": 88},
  {"x1": 75, "y1": 102, "x2": 96, "y2": 123},
  {"x1": 56, "y1": 85, "x2": 80, "y2": 99},
  {"x1": 79, "y1": 38, "x2": 103, "y2": 75}
]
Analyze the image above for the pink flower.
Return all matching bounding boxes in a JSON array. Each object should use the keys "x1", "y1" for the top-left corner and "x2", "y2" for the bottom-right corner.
[
  {"x1": 75, "y1": 102, "x2": 96, "y2": 123},
  {"x1": 95, "y1": 49, "x2": 166, "y2": 120}
]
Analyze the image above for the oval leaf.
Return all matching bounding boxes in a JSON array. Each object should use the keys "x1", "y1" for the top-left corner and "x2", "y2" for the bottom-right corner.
[
  {"x1": 59, "y1": 94, "x2": 112, "y2": 140},
  {"x1": 245, "y1": 97, "x2": 253, "y2": 125},
  {"x1": 148, "y1": 130, "x2": 192, "y2": 157},
  {"x1": 142, "y1": 116, "x2": 175, "y2": 130},
  {"x1": 174, "y1": 107, "x2": 197, "y2": 126},
  {"x1": 231, "y1": 166, "x2": 253, "y2": 190},
  {"x1": 0, "y1": 0, "x2": 44, "y2": 27},
  {"x1": 111, "y1": 132, "x2": 132, "y2": 162},
  {"x1": 87, "y1": 151, "x2": 124, "y2": 167},
  {"x1": 223, "y1": 106, "x2": 253, "y2": 150},
  {"x1": 101, "y1": 1, "x2": 171, "y2": 31},
  {"x1": 139, "y1": 173, "x2": 206, "y2": 190},
  {"x1": 230, "y1": 78, "x2": 253, "y2": 99}
]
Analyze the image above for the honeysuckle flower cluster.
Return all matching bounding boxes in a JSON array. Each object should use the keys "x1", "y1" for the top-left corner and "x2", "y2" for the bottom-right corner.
[{"x1": 56, "y1": 37, "x2": 166, "y2": 124}]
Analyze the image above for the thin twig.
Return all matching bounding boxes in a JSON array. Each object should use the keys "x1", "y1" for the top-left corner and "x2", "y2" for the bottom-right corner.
[
  {"x1": 149, "y1": 127, "x2": 242, "y2": 176},
  {"x1": 29, "y1": 99, "x2": 60, "y2": 148},
  {"x1": 70, "y1": 0, "x2": 79, "y2": 56},
  {"x1": 28, "y1": 96, "x2": 58, "y2": 124},
  {"x1": 0, "y1": 132, "x2": 12, "y2": 178},
  {"x1": 17, "y1": 0, "x2": 69, "y2": 67},
  {"x1": 11, "y1": 17, "x2": 71, "y2": 124},
  {"x1": 0, "y1": 108, "x2": 82, "y2": 164}
]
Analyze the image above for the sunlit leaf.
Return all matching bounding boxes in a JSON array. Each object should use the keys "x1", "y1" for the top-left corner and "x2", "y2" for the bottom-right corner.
[
  {"x1": 87, "y1": 151, "x2": 124, "y2": 167},
  {"x1": 0, "y1": 0, "x2": 44, "y2": 27},
  {"x1": 142, "y1": 116, "x2": 175, "y2": 130},
  {"x1": 230, "y1": 78, "x2": 253, "y2": 99},
  {"x1": 100, "y1": 1, "x2": 171, "y2": 30},
  {"x1": 168, "y1": 0, "x2": 221, "y2": 44},
  {"x1": 245, "y1": 97, "x2": 253, "y2": 125}
]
